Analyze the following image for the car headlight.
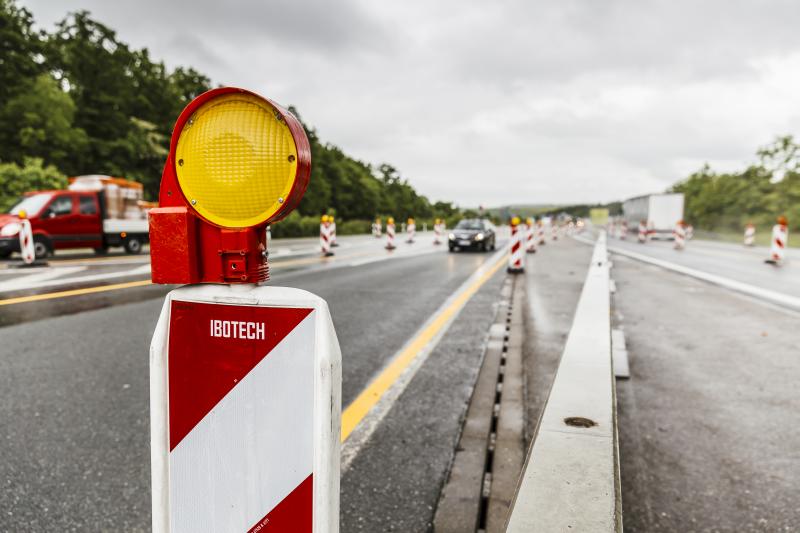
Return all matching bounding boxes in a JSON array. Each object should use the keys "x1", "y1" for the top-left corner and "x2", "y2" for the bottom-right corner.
[
  {"x1": 449, "y1": 233, "x2": 456, "y2": 240},
  {"x1": 475, "y1": 232, "x2": 484, "y2": 241},
  {"x1": 0, "y1": 223, "x2": 21, "y2": 237}
]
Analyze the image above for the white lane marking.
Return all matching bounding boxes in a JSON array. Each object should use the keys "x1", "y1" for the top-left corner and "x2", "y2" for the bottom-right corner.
[
  {"x1": 0, "y1": 267, "x2": 87, "y2": 292},
  {"x1": 604, "y1": 243, "x2": 800, "y2": 312},
  {"x1": 340, "y1": 244, "x2": 508, "y2": 472},
  {"x1": 346, "y1": 246, "x2": 444, "y2": 267},
  {"x1": 0, "y1": 264, "x2": 151, "y2": 294}
]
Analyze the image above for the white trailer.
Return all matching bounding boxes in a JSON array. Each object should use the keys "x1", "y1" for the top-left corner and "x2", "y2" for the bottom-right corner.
[{"x1": 623, "y1": 193, "x2": 684, "y2": 239}]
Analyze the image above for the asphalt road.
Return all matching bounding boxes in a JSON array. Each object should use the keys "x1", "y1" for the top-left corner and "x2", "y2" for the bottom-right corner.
[
  {"x1": 0, "y1": 231, "x2": 508, "y2": 531},
  {"x1": 605, "y1": 235, "x2": 800, "y2": 297},
  {"x1": 611, "y1": 247, "x2": 800, "y2": 531}
]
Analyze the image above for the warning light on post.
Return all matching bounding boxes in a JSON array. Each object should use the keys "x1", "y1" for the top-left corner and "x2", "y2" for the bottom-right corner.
[{"x1": 148, "y1": 87, "x2": 311, "y2": 285}]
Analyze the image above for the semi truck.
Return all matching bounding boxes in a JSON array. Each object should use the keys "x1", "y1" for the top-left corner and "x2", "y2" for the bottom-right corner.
[
  {"x1": 623, "y1": 193, "x2": 684, "y2": 239},
  {"x1": 0, "y1": 175, "x2": 153, "y2": 259}
]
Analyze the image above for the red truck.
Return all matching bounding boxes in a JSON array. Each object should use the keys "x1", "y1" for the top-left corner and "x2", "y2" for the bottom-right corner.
[{"x1": 0, "y1": 175, "x2": 152, "y2": 259}]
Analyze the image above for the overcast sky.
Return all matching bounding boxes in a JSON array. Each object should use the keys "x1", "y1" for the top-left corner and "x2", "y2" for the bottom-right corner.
[{"x1": 24, "y1": 0, "x2": 800, "y2": 207}]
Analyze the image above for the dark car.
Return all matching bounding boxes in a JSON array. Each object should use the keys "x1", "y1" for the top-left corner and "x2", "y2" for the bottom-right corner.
[{"x1": 448, "y1": 218, "x2": 496, "y2": 252}]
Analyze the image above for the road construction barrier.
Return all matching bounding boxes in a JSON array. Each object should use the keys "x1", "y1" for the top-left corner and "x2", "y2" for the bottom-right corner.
[
  {"x1": 507, "y1": 217, "x2": 524, "y2": 273},
  {"x1": 686, "y1": 224, "x2": 694, "y2": 240},
  {"x1": 637, "y1": 221, "x2": 647, "y2": 243},
  {"x1": 386, "y1": 217, "x2": 397, "y2": 250},
  {"x1": 673, "y1": 221, "x2": 686, "y2": 250},
  {"x1": 373, "y1": 218, "x2": 382, "y2": 238},
  {"x1": 525, "y1": 218, "x2": 536, "y2": 253},
  {"x1": 433, "y1": 219, "x2": 443, "y2": 245},
  {"x1": 320, "y1": 215, "x2": 334, "y2": 257},
  {"x1": 330, "y1": 216, "x2": 338, "y2": 247},
  {"x1": 406, "y1": 218, "x2": 416, "y2": 243},
  {"x1": 147, "y1": 87, "x2": 341, "y2": 532},
  {"x1": 17, "y1": 211, "x2": 35, "y2": 264},
  {"x1": 537, "y1": 220, "x2": 546, "y2": 245},
  {"x1": 744, "y1": 224, "x2": 755, "y2": 246},
  {"x1": 768, "y1": 217, "x2": 788, "y2": 263},
  {"x1": 506, "y1": 232, "x2": 620, "y2": 532},
  {"x1": 620, "y1": 221, "x2": 628, "y2": 240},
  {"x1": 551, "y1": 223, "x2": 559, "y2": 241}
]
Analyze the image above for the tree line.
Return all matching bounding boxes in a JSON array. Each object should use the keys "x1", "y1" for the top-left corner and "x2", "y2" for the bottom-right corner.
[{"x1": 0, "y1": 1, "x2": 461, "y2": 234}]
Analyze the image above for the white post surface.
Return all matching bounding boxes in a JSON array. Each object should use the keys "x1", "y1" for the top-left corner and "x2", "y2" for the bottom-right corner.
[
  {"x1": 150, "y1": 284, "x2": 341, "y2": 533},
  {"x1": 506, "y1": 232, "x2": 620, "y2": 532}
]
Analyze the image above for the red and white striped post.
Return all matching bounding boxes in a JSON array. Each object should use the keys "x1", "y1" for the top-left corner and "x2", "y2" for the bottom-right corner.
[
  {"x1": 508, "y1": 216, "x2": 524, "y2": 273},
  {"x1": 620, "y1": 220, "x2": 628, "y2": 240},
  {"x1": 744, "y1": 223, "x2": 755, "y2": 246},
  {"x1": 17, "y1": 211, "x2": 35, "y2": 265},
  {"x1": 525, "y1": 217, "x2": 536, "y2": 254},
  {"x1": 329, "y1": 216, "x2": 338, "y2": 247},
  {"x1": 768, "y1": 216, "x2": 788, "y2": 264},
  {"x1": 373, "y1": 218, "x2": 382, "y2": 238},
  {"x1": 406, "y1": 218, "x2": 416, "y2": 244},
  {"x1": 673, "y1": 220, "x2": 686, "y2": 250},
  {"x1": 551, "y1": 221, "x2": 558, "y2": 241},
  {"x1": 685, "y1": 224, "x2": 694, "y2": 240},
  {"x1": 537, "y1": 220, "x2": 546, "y2": 245},
  {"x1": 637, "y1": 221, "x2": 647, "y2": 243},
  {"x1": 385, "y1": 217, "x2": 397, "y2": 250},
  {"x1": 433, "y1": 218, "x2": 443, "y2": 245},
  {"x1": 320, "y1": 215, "x2": 334, "y2": 257}
]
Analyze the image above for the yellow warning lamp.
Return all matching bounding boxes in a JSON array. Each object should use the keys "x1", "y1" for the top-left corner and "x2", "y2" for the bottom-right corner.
[
  {"x1": 321, "y1": 214, "x2": 330, "y2": 224},
  {"x1": 330, "y1": 215, "x2": 335, "y2": 223},
  {"x1": 149, "y1": 87, "x2": 311, "y2": 284},
  {"x1": 387, "y1": 217, "x2": 395, "y2": 225},
  {"x1": 511, "y1": 216, "x2": 521, "y2": 226},
  {"x1": 17, "y1": 210, "x2": 27, "y2": 220},
  {"x1": 527, "y1": 217, "x2": 534, "y2": 225},
  {"x1": 407, "y1": 217, "x2": 414, "y2": 225}
]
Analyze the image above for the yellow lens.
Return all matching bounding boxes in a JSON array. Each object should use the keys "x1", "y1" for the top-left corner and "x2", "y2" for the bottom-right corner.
[{"x1": 175, "y1": 93, "x2": 299, "y2": 228}]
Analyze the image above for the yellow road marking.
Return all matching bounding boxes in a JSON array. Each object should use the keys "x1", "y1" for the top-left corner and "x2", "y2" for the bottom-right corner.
[
  {"x1": 341, "y1": 252, "x2": 507, "y2": 441},
  {"x1": 0, "y1": 279, "x2": 154, "y2": 306}
]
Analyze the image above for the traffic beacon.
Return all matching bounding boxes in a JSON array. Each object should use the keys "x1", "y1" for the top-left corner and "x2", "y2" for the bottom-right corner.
[{"x1": 148, "y1": 87, "x2": 341, "y2": 533}]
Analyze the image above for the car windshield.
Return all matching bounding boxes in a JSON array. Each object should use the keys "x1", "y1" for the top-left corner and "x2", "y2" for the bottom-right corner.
[
  {"x1": 8, "y1": 193, "x2": 53, "y2": 216},
  {"x1": 455, "y1": 219, "x2": 484, "y2": 230}
]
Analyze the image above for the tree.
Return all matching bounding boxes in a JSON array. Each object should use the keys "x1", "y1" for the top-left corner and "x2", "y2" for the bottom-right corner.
[{"x1": 0, "y1": 158, "x2": 67, "y2": 211}]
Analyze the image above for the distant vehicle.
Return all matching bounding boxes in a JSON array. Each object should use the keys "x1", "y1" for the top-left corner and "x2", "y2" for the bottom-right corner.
[
  {"x1": 448, "y1": 218, "x2": 496, "y2": 252},
  {"x1": 0, "y1": 175, "x2": 152, "y2": 259},
  {"x1": 623, "y1": 193, "x2": 684, "y2": 239},
  {"x1": 589, "y1": 208, "x2": 609, "y2": 226}
]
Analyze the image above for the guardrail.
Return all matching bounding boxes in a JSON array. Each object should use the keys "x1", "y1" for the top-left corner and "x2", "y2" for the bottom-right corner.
[{"x1": 505, "y1": 232, "x2": 622, "y2": 532}]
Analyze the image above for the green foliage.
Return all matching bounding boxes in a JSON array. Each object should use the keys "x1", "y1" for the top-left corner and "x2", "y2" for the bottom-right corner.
[
  {"x1": 672, "y1": 137, "x2": 799, "y2": 232},
  {"x1": 0, "y1": 158, "x2": 68, "y2": 211}
]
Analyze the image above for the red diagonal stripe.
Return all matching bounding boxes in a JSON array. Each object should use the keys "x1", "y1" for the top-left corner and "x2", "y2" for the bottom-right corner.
[
  {"x1": 247, "y1": 474, "x2": 312, "y2": 533},
  {"x1": 168, "y1": 301, "x2": 313, "y2": 451}
]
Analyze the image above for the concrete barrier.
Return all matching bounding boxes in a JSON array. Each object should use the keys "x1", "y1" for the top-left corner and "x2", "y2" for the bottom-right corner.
[{"x1": 505, "y1": 232, "x2": 622, "y2": 532}]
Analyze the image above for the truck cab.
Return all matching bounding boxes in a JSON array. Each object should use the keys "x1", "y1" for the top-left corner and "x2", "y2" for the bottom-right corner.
[{"x1": 0, "y1": 176, "x2": 150, "y2": 259}]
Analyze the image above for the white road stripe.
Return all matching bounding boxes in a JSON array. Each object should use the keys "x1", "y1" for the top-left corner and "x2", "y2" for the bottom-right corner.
[
  {"x1": 0, "y1": 267, "x2": 87, "y2": 292},
  {"x1": 0, "y1": 264, "x2": 151, "y2": 294}
]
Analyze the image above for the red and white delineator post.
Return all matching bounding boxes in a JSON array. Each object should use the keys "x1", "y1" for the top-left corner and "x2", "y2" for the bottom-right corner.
[
  {"x1": 147, "y1": 87, "x2": 341, "y2": 533},
  {"x1": 17, "y1": 211, "x2": 35, "y2": 265},
  {"x1": 320, "y1": 215, "x2": 334, "y2": 257},
  {"x1": 620, "y1": 220, "x2": 628, "y2": 240},
  {"x1": 525, "y1": 217, "x2": 536, "y2": 253},
  {"x1": 767, "y1": 217, "x2": 788, "y2": 264},
  {"x1": 150, "y1": 286, "x2": 342, "y2": 533},
  {"x1": 744, "y1": 224, "x2": 755, "y2": 246},
  {"x1": 373, "y1": 218, "x2": 382, "y2": 238},
  {"x1": 637, "y1": 221, "x2": 647, "y2": 243},
  {"x1": 685, "y1": 224, "x2": 694, "y2": 240},
  {"x1": 385, "y1": 217, "x2": 397, "y2": 250},
  {"x1": 507, "y1": 217, "x2": 524, "y2": 273},
  {"x1": 551, "y1": 222, "x2": 558, "y2": 241},
  {"x1": 673, "y1": 221, "x2": 686, "y2": 250},
  {"x1": 433, "y1": 218, "x2": 443, "y2": 245},
  {"x1": 406, "y1": 218, "x2": 416, "y2": 244},
  {"x1": 537, "y1": 220, "x2": 546, "y2": 245},
  {"x1": 329, "y1": 216, "x2": 338, "y2": 247}
]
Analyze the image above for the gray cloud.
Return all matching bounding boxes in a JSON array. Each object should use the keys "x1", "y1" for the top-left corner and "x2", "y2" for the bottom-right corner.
[{"x1": 22, "y1": 0, "x2": 800, "y2": 207}]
